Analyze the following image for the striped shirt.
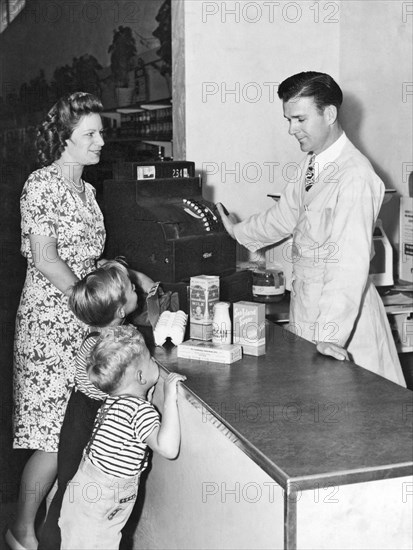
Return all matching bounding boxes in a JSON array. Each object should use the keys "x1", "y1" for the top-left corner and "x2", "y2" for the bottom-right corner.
[
  {"x1": 86, "y1": 395, "x2": 160, "y2": 477},
  {"x1": 74, "y1": 330, "x2": 107, "y2": 400}
]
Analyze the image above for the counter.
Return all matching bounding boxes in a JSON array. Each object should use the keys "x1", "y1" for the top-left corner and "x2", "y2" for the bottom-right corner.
[{"x1": 132, "y1": 322, "x2": 413, "y2": 550}]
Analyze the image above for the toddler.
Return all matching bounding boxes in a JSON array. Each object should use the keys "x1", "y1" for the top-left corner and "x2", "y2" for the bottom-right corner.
[
  {"x1": 38, "y1": 260, "x2": 148, "y2": 550},
  {"x1": 58, "y1": 326, "x2": 186, "y2": 549}
]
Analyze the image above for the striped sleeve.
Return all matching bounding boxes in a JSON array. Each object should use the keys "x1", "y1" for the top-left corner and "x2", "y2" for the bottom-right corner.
[
  {"x1": 74, "y1": 334, "x2": 96, "y2": 375},
  {"x1": 133, "y1": 401, "x2": 161, "y2": 442},
  {"x1": 74, "y1": 332, "x2": 107, "y2": 400}
]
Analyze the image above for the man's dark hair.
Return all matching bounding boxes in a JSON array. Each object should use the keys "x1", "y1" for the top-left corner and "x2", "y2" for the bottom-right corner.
[{"x1": 277, "y1": 71, "x2": 343, "y2": 112}]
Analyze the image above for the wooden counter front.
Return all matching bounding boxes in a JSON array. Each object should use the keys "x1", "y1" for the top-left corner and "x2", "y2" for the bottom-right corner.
[{"x1": 132, "y1": 322, "x2": 413, "y2": 550}]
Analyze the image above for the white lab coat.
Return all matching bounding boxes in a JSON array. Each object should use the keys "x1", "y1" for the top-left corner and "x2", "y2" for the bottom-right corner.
[{"x1": 234, "y1": 137, "x2": 406, "y2": 386}]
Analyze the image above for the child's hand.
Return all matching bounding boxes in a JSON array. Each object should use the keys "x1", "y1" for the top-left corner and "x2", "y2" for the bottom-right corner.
[
  {"x1": 145, "y1": 372, "x2": 187, "y2": 459},
  {"x1": 128, "y1": 269, "x2": 155, "y2": 294},
  {"x1": 316, "y1": 342, "x2": 349, "y2": 361},
  {"x1": 164, "y1": 372, "x2": 187, "y2": 402}
]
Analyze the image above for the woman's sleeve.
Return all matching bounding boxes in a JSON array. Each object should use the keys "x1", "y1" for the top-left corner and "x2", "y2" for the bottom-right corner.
[{"x1": 21, "y1": 172, "x2": 60, "y2": 238}]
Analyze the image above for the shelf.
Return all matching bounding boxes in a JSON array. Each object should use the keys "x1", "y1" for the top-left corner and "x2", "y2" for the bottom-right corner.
[
  {"x1": 139, "y1": 97, "x2": 172, "y2": 110},
  {"x1": 140, "y1": 102, "x2": 171, "y2": 111},
  {"x1": 106, "y1": 134, "x2": 172, "y2": 143},
  {"x1": 141, "y1": 139, "x2": 172, "y2": 145},
  {"x1": 116, "y1": 107, "x2": 145, "y2": 114},
  {"x1": 102, "y1": 97, "x2": 172, "y2": 116}
]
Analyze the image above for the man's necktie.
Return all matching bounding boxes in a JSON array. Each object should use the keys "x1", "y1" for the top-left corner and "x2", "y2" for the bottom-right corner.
[{"x1": 305, "y1": 153, "x2": 316, "y2": 192}]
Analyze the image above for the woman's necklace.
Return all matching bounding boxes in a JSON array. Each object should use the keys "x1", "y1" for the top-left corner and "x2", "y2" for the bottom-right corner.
[
  {"x1": 63, "y1": 175, "x2": 85, "y2": 194},
  {"x1": 52, "y1": 162, "x2": 85, "y2": 193}
]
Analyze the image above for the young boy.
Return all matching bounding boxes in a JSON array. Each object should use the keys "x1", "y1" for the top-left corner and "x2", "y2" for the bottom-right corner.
[
  {"x1": 38, "y1": 260, "x2": 151, "y2": 550},
  {"x1": 58, "y1": 326, "x2": 186, "y2": 550}
]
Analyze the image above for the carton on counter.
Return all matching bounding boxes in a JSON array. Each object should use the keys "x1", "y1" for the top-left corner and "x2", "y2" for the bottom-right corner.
[
  {"x1": 177, "y1": 339, "x2": 242, "y2": 364},
  {"x1": 189, "y1": 275, "x2": 220, "y2": 340},
  {"x1": 233, "y1": 301, "x2": 266, "y2": 356},
  {"x1": 399, "y1": 196, "x2": 413, "y2": 283}
]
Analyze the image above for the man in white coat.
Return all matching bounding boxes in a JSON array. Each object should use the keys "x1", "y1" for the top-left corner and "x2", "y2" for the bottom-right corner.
[{"x1": 217, "y1": 71, "x2": 406, "y2": 387}]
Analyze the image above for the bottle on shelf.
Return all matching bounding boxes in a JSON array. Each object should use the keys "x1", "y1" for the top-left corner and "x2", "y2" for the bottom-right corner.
[{"x1": 157, "y1": 145, "x2": 165, "y2": 161}]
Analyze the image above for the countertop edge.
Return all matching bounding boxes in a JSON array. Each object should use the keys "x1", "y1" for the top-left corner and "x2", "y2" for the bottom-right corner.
[{"x1": 156, "y1": 359, "x2": 413, "y2": 491}]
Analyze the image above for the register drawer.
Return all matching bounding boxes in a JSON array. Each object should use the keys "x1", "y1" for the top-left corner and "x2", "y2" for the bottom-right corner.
[{"x1": 104, "y1": 220, "x2": 236, "y2": 283}]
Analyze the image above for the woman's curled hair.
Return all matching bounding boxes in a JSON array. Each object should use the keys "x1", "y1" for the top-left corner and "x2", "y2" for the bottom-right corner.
[{"x1": 36, "y1": 91, "x2": 103, "y2": 167}]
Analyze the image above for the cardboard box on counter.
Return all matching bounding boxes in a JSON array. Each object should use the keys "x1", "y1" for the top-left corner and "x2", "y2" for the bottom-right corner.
[
  {"x1": 399, "y1": 196, "x2": 413, "y2": 283},
  {"x1": 189, "y1": 322, "x2": 213, "y2": 341},
  {"x1": 189, "y1": 275, "x2": 220, "y2": 340},
  {"x1": 233, "y1": 301, "x2": 266, "y2": 356},
  {"x1": 177, "y1": 339, "x2": 242, "y2": 364}
]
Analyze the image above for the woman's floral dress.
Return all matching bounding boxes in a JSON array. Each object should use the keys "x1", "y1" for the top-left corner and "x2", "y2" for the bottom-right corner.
[{"x1": 13, "y1": 164, "x2": 106, "y2": 452}]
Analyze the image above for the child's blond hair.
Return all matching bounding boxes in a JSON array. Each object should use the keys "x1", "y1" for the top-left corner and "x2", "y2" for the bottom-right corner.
[
  {"x1": 88, "y1": 325, "x2": 147, "y2": 393},
  {"x1": 68, "y1": 261, "x2": 132, "y2": 327}
]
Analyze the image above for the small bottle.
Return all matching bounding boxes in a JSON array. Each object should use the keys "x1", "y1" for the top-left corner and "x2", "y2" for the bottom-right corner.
[
  {"x1": 212, "y1": 302, "x2": 232, "y2": 345},
  {"x1": 157, "y1": 145, "x2": 164, "y2": 161}
]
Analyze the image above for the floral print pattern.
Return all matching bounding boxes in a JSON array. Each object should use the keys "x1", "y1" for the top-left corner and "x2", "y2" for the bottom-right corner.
[{"x1": 13, "y1": 164, "x2": 106, "y2": 452}]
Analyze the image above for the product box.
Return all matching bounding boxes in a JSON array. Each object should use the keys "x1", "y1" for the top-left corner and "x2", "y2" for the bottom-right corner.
[
  {"x1": 177, "y1": 339, "x2": 242, "y2": 364},
  {"x1": 233, "y1": 301, "x2": 266, "y2": 356},
  {"x1": 189, "y1": 322, "x2": 213, "y2": 341},
  {"x1": 388, "y1": 311, "x2": 413, "y2": 353},
  {"x1": 189, "y1": 275, "x2": 220, "y2": 340},
  {"x1": 399, "y1": 197, "x2": 413, "y2": 283}
]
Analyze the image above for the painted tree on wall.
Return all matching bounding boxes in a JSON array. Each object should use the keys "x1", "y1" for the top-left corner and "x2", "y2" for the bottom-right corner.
[
  {"x1": 152, "y1": 0, "x2": 171, "y2": 76},
  {"x1": 108, "y1": 26, "x2": 137, "y2": 88}
]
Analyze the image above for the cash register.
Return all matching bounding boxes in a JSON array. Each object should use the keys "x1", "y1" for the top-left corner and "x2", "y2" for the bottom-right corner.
[{"x1": 102, "y1": 161, "x2": 237, "y2": 283}]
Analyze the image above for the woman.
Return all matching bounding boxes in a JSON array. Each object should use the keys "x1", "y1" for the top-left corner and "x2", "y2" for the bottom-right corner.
[{"x1": 7, "y1": 92, "x2": 107, "y2": 550}]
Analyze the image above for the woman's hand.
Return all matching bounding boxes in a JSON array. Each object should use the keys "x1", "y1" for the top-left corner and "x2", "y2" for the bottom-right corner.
[{"x1": 316, "y1": 342, "x2": 349, "y2": 361}]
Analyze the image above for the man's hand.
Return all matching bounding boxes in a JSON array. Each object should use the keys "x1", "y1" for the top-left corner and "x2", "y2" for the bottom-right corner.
[
  {"x1": 316, "y1": 342, "x2": 349, "y2": 361},
  {"x1": 216, "y1": 203, "x2": 237, "y2": 239}
]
